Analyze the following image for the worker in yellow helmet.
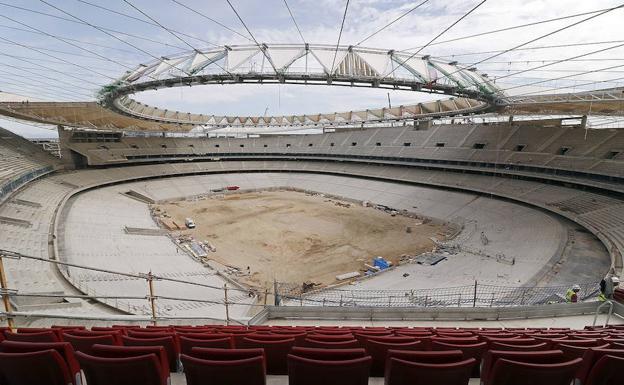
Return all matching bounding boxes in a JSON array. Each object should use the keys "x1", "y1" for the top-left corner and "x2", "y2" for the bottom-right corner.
[
  {"x1": 566, "y1": 284, "x2": 581, "y2": 303},
  {"x1": 599, "y1": 274, "x2": 620, "y2": 302}
]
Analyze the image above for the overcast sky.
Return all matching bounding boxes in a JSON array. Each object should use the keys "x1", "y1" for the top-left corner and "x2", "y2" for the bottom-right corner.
[{"x1": 1, "y1": 0, "x2": 623, "y2": 137}]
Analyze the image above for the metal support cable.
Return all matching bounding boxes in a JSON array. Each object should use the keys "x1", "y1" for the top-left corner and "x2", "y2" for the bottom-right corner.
[
  {"x1": 0, "y1": 52, "x2": 105, "y2": 87},
  {"x1": 39, "y1": 0, "x2": 192, "y2": 77},
  {"x1": 76, "y1": 0, "x2": 222, "y2": 48},
  {"x1": 0, "y1": 35, "x2": 118, "y2": 81},
  {"x1": 504, "y1": 74, "x2": 624, "y2": 99},
  {"x1": 0, "y1": 70, "x2": 95, "y2": 97},
  {"x1": 0, "y1": 23, "x2": 138, "y2": 55},
  {"x1": 121, "y1": 0, "x2": 232, "y2": 76},
  {"x1": 121, "y1": 0, "x2": 197, "y2": 52},
  {"x1": 0, "y1": 62, "x2": 97, "y2": 92},
  {"x1": 0, "y1": 14, "x2": 136, "y2": 71},
  {"x1": 496, "y1": 62, "x2": 624, "y2": 93},
  {"x1": 282, "y1": 0, "x2": 306, "y2": 43},
  {"x1": 0, "y1": 2, "x2": 187, "y2": 51},
  {"x1": 441, "y1": 4, "x2": 624, "y2": 85},
  {"x1": 330, "y1": 0, "x2": 350, "y2": 74},
  {"x1": 437, "y1": 40, "x2": 624, "y2": 59},
  {"x1": 355, "y1": 0, "x2": 429, "y2": 46},
  {"x1": 170, "y1": 0, "x2": 253, "y2": 43},
  {"x1": 384, "y1": 0, "x2": 487, "y2": 78},
  {"x1": 490, "y1": 42, "x2": 624, "y2": 84},
  {"x1": 225, "y1": 0, "x2": 278, "y2": 73},
  {"x1": 402, "y1": 6, "x2": 619, "y2": 52},
  {"x1": 0, "y1": 81, "x2": 85, "y2": 101}
]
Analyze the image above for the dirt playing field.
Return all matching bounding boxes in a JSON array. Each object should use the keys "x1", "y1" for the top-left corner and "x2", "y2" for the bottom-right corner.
[{"x1": 153, "y1": 190, "x2": 448, "y2": 289}]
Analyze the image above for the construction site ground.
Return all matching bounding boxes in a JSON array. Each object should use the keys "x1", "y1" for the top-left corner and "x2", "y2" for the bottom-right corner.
[{"x1": 152, "y1": 190, "x2": 447, "y2": 290}]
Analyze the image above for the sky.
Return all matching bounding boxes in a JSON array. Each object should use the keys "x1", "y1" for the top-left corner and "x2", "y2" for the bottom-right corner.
[{"x1": 0, "y1": 0, "x2": 623, "y2": 137}]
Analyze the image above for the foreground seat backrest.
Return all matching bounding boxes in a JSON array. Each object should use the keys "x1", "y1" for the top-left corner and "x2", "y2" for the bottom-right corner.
[
  {"x1": 557, "y1": 343, "x2": 611, "y2": 360},
  {"x1": 364, "y1": 339, "x2": 423, "y2": 377},
  {"x1": 181, "y1": 354, "x2": 266, "y2": 385},
  {"x1": 290, "y1": 347, "x2": 367, "y2": 361},
  {"x1": 76, "y1": 351, "x2": 164, "y2": 385},
  {"x1": 306, "y1": 333, "x2": 354, "y2": 342},
  {"x1": 0, "y1": 340, "x2": 81, "y2": 385},
  {"x1": 91, "y1": 344, "x2": 170, "y2": 385},
  {"x1": 431, "y1": 341, "x2": 487, "y2": 377},
  {"x1": 487, "y1": 357, "x2": 582, "y2": 385},
  {"x1": 585, "y1": 354, "x2": 624, "y2": 385},
  {"x1": 576, "y1": 348, "x2": 624, "y2": 384},
  {"x1": 64, "y1": 329, "x2": 123, "y2": 345},
  {"x1": 287, "y1": 354, "x2": 372, "y2": 385},
  {"x1": 122, "y1": 335, "x2": 179, "y2": 372},
  {"x1": 238, "y1": 337, "x2": 296, "y2": 374},
  {"x1": 4, "y1": 330, "x2": 59, "y2": 343},
  {"x1": 0, "y1": 349, "x2": 72, "y2": 385},
  {"x1": 189, "y1": 347, "x2": 265, "y2": 361},
  {"x1": 481, "y1": 349, "x2": 565, "y2": 385},
  {"x1": 490, "y1": 342, "x2": 550, "y2": 351},
  {"x1": 62, "y1": 333, "x2": 117, "y2": 355},
  {"x1": 179, "y1": 336, "x2": 233, "y2": 355},
  {"x1": 384, "y1": 357, "x2": 476, "y2": 385},
  {"x1": 386, "y1": 349, "x2": 464, "y2": 364},
  {"x1": 303, "y1": 338, "x2": 360, "y2": 349}
]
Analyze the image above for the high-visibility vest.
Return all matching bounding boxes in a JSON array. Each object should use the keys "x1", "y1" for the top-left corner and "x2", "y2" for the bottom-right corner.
[{"x1": 566, "y1": 289, "x2": 578, "y2": 303}]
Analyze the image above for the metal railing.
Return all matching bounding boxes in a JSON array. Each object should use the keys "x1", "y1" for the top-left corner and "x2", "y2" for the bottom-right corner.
[
  {"x1": 0, "y1": 249, "x2": 609, "y2": 329},
  {"x1": 276, "y1": 281, "x2": 601, "y2": 308}
]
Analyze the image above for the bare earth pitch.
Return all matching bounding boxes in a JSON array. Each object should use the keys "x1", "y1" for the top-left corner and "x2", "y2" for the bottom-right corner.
[{"x1": 153, "y1": 190, "x2": 448, "y2": 289}]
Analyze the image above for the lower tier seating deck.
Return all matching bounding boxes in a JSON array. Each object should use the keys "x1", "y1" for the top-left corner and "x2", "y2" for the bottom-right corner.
[{"x1": 1, "y1": 324, "x2": 623, "y2": 385}]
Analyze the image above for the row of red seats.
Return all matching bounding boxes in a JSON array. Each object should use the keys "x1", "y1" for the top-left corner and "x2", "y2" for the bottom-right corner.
[
  {"x1": 0, "y1": 341, "x2": 621, "y2": 385},
  {"x1": 0, "y1": 324, "x2": 623, "y2": 384}
]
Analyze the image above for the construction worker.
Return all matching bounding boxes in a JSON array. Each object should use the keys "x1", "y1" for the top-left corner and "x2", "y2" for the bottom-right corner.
[
  {"x1": 566, "y1": 284, "x2": 581, "y2": 303},
  {"x1": 599, "y1": 274, "x2": 620, "y2": 301}
]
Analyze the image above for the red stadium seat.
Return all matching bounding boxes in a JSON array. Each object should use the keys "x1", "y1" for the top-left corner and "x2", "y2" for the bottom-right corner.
[
  {"x1": 64, "y1": 329, "x2": 123, "y2": 345},
  {"x1": 181, "y1": 354, "x2": 266, "y2": 385},
  {"x1": 189, "y1": 347, "x2": 265, "y2": 362},
  {"x1": 575, "y1": 347, "x2": 624, "y2": 384},
  {"x1": 386, "y1": 349, "x2": 464, "y2": 364},
  {"x1": 487, "y1": 358, "x2": 582, "y2": 385},
  {"x1": 4, "y1": 330, "x2": 59, "y2": 343},
  {"x1": 485, "y1": 337, "x2": 537, "y2": 345},
  {"x1": 490, "y1": 342, "x2": 550, "y2": 351},
  {"x1": 238, "y1": 337, "x2": 295, "y2": 374},
  {"x1": 287, "y1": 354, "x2": 371, "y2": 385},
  {"x1": 0, "y1": 340, "x2": 81, "y2": 385},
  {"x1": 364, "y1": 339, "x2": 423, "y2": 377},
  {"x1": 17, "y1": 327, "x2": 64, "y2": 340},
  {"x1": 481, "y1": 350, "x2": 565, "y2": 385},
  {"x1": 63, "y1": 333, "x2": 118, "y2": 355},
  {"x1": 303, "y1": 338, "x2": 360, "y2": 349},
  {"x1": 385, "y1": 357, "x2": 476, "y2": 385},
  {"x1": 290, "y1": 347, "x2": 367, "y2": 360},
  {"x1": 431, "y1": 336, "x2": 480, "y2": 345},
  {"x1": 306, "y1": 334, "x2": 354, "y2": 342},
  {"x1": 90, "y1": 344, "x2": 170, "y2": 385},
  {"x1": 560, "y1": 343, "x2": 611, "y2": 360},
  {"x1": 179, "y1": 336, "x2": 233, "y2": 355},
  {"x1": 121, "y1": 335, "x2": 179, "y2": 372},
  {"x1": 0, "y1": 349, "x2": 73, "y2": 385},
  {"x1": 431, "y1": 341, "x2": 487, "y2": 377},
  {"x1": 553, "y1": 339, "x2": 605, "y2": 348},
  {"x1": 585, "y1": 354, "x2": 624, "y2": 385},
  {"x1": 76, "y1": 351, "x2": 165, "y2": 385}
]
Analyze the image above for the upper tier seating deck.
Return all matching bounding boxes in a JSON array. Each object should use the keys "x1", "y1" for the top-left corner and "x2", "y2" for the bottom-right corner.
[
  {"x1": 0, "y1": 127, "x2": 60, "y2": 201},
  {"x1": 67, "y1": 123, "x2": 624, "y2": 182}
]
